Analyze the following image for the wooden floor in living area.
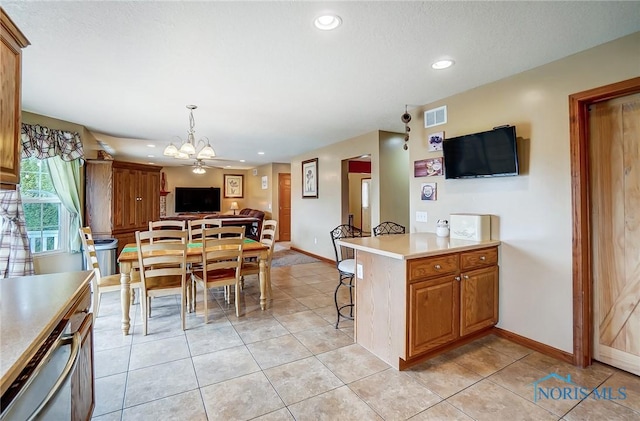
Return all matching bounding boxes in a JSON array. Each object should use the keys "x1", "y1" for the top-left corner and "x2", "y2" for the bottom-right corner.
[{"x1": 91, "y1": 260, "x2": 640, "y2": 420}]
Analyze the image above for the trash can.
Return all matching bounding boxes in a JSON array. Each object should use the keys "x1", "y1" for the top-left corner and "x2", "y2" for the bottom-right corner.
[{"x1": 94, "y1": 238, "x2": 118, "y2": 276}]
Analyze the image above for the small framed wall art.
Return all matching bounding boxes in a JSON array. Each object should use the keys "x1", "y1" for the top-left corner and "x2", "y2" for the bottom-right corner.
[
  {"x1": 302, "y1": 158, "x2": 318, "y2": 198},
  {"x1": 224, "y1": 174, "x2": 244, "y2": 198},
  {"x1": 428, "y1": 131, "x2": 445, "y2": 151},
  {"x1": 421, "y1": 182, "x2": 437, "y2": 201},
  {"x1": 414, "y1": 157, "x2": 444, "y2": 177},
  {"x1": 262, "y1": 176, "x2": 268, "y2": 190}
]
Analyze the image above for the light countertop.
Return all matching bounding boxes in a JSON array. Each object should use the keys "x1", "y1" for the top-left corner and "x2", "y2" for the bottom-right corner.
[
  {"x1": 1, "y1": 271, "x2": 94, "y2": 396},
  {"x1": 337, "y1": 232, "x2": 501, "y2": 260}
]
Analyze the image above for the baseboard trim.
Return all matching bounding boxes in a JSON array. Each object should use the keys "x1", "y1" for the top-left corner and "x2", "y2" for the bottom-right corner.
[
  {"x1": 492, "y1": 327, "x2": 574, "y2": 364},
  {"x1": 289, "y1": 246, "x2": 334, "y2": 265}
]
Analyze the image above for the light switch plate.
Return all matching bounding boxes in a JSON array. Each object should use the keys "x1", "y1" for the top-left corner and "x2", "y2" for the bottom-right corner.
[
  {"x1": 416, "y1": 211, "x2": 428, "y2": 223},
  {"x1": 356, "y1": 264, "x2": 363, "y2": 279}
]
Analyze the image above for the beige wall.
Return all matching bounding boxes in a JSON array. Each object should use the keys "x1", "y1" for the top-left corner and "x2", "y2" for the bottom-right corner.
[
  {"x1": 407, "y1": 32, "x2": 640, "y2": 353},
  {"x1": 291, "y1": 131, "x2": 384, "y2": 259},
  {"x1": 379, "y1": 131, "x2": 409, "y2": 228}
]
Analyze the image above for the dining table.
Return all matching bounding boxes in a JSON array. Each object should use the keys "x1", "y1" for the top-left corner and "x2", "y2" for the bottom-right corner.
[{"x1": 117, "y1": 238, "x2": 270, "y2": 336}]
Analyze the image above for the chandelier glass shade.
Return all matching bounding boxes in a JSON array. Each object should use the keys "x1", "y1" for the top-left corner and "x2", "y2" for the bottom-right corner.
[{"x1": 163, "y1": 105, "x2": 216, "y2": 161}]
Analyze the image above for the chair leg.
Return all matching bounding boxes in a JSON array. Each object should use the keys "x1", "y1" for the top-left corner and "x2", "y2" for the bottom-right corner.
[
  {"x1": 181, "y1": 286, "x2": 186, "y2": 331},
  {"x1": 235, "y1": 282, "x2": 240, "y2": 317},
  {"x1": 334, "y1": 273, "x2": 355, "y2": 329},
  {"x1": 203, "y1": 284, "x2": 209, "y2": 324},
  {"x1": 142, "y1": 296, "x2": 149, "y2": 336}
]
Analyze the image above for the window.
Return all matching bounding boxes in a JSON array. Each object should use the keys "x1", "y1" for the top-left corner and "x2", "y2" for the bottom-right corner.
[{"x1": 20, "y1": 157, "x2": 70, "y2": 253}]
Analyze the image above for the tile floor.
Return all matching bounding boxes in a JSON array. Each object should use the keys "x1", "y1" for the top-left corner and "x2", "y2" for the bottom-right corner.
[{"x1": 91, "y1": 258, "x2": 640, "y2": 421}]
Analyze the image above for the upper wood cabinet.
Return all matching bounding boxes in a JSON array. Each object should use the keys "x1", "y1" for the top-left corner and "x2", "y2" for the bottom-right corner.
[
  {"x1": 85, "y1": 160, "x2": 162, "y2": 253},
  {"x1": 0, "y1": 8, "x2": 30, "y2": 189}
]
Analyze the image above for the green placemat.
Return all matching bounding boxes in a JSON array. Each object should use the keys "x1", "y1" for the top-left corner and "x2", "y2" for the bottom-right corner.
[{"x1": 121, "y1": 238, "x2": 256, "y2": 253}]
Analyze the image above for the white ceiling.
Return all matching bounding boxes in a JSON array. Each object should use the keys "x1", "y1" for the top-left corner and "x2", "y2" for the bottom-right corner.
[{"x1": 4, "y1": 1, "x2": 639, "y2": 169}]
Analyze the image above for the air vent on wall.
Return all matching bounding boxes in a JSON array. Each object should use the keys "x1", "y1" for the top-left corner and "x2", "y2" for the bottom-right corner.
[{"x1": 424, "y1": 105, "x2": 447, "y2": 128}]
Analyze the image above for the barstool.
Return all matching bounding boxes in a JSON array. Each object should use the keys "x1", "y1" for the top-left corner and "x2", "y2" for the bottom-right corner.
[
  {"x1": 372, "y1": 221, "x2": 406, "y2": 236},
  {"x1": 329, "y1": 224, "x2": 363, "y2": 328}
]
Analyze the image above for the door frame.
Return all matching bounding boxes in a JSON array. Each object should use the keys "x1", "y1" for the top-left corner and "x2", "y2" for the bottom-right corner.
[{"x1": 569, "y1": 76, "x2": 640, "y2": 367}]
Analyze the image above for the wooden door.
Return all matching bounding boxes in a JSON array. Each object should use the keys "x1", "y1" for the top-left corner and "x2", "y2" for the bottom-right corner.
[
  {"x1": 113, "y1": 167, "x2": 137, "y2": 231},
  {"x1": 278, "y1": 173, "x2": 291, "y2": 241},
  {"x1": 590, "y1": 93, "x2": 640, "y2": 375},
  {"x1": 459, "y1": 266, "x2": 499, "y2": 336},
  {"x1": 408, "y1": 276, "x2": 459, "y2": 357},
  {"x1": 136, "y1": 170, "x2": 160, "y2": 228}
]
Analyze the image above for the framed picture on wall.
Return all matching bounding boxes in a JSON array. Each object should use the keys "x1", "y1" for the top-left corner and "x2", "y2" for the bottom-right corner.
[
  {"x1": 302, "y1": 158, "x2": 318, "y2": 198},
  {"x1": 262, "y1": 175, "x2": 268, "y2": 190},
  {"x1": 224, "y1": 174, "x2": 244, "y2": 198}
]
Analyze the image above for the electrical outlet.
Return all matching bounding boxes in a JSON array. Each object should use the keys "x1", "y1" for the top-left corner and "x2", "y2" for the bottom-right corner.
[
  {"x1": 416, "y1": 211, "x2": 428, "y2": 223},
  {"x1": 357, "y1": 263, "x2": 363, "y2": 279}
]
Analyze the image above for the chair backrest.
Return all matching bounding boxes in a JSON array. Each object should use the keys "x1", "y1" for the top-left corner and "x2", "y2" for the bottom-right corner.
[
  {"x1": 79, "y1": 226, "x2": 104, "y2": 281},
  {"x1": 149, "y1": 220, "x2": 186, "y2": 243},
  {"x1": 135, "y1": 229, "x2": 188, "y2": 286},
  {"x1": 202, "y1": 226, "x2": 245, "y2": 241},
  {"x1": 373, "y1": 221, "x2": 406, "y2": 237},
  {"x1": 329, "y1": 224, "x2": 363, "y2": 264},
  {"x1": 260, "y1": 220, "x2": 278, "y2": 255},
  {"x1": 200, "y1": 234, "x2": 244, "y2": 284},
  {"x1": 188, "y1": 219, "x2": 222, "y2": 243}
]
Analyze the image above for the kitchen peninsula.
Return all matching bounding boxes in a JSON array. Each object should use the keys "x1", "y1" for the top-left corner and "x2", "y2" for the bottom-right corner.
[{"x1": 337, "y1": 233, "x2": 501, "y2": 370}]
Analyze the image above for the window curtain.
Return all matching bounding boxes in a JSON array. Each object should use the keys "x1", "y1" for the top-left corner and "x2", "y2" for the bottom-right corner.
[
  {"x1": 21, "y1": 123, "x2": 85, "y2": 252},
  {"x1": 0, "y1": 187, "x2": 35, "y2": 278}
]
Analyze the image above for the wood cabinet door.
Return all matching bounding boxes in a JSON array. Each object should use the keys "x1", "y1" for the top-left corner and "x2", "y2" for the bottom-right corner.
[
  {"x1": 113, "y1": 167, "x2": 137, "y2": 231},
  {"x1": 0, "y1": 18, "x2": 24, "y2": 189},
  {"x1": 460, "y1": 266, "x2": 498, "y2": 336},
  {"x1": 408, "y1": 276, "x2": 460, "y2": 357}
]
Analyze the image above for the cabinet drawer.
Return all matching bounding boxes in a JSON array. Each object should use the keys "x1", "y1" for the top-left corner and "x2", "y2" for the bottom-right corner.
[
  {"x1": 460, "y1": 247, "x2": 498, "y2": 270},
  {"x1": 408, "y1": 254, "x2": 459, "y2": 281}
]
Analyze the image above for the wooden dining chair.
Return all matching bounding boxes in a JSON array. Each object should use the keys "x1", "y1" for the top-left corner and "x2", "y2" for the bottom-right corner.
[
  {"x1": 136, "y1": 229, "x2": 188, "y2": 335},
  {"x1": 187, "y1": 218, "x2": 222, "y2": 243},
  {"x1": 148, "y1": 220, "x2": 186, "y2": 243},
  {"x1": 241, "y1": 219, "x2": 277, "y2": 298},
  {"x1": 79, "y1": 227, "x2": 141, "y2": 321},
  {"x1": 191, "y1": 227, "x2": 244, "y2": 323}
]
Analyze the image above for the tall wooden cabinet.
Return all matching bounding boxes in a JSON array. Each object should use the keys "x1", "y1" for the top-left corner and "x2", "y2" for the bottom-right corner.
[
  {"x1": 85, "y1": 160, "x2": 161, "y2": 254},
  {"x1": 0, "y1": 9, "x2": 29, "y2": 189}
]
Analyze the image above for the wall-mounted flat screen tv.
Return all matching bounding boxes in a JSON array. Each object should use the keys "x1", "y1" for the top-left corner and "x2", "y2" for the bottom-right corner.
[
  {"x1": 443, "y1": 126, "x2": 519, "y2": 179},
  {"x1": 174, "y1": 187, "x2": 221, "y2": 213}
]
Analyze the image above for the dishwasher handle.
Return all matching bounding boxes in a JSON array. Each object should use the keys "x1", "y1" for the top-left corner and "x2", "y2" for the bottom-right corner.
[{"x1": 26, "y1": 332, "x2": 81, "y2": 421}]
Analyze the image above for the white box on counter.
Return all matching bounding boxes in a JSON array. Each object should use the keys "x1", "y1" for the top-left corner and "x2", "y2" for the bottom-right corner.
[{"x1": 449, "y1": 214, "x2": 491, "y2": 241}]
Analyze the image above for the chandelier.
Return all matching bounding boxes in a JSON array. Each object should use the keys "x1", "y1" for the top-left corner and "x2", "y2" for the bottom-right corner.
[{"x1": 163, "y1": 105, "x2": 216, "y2": 160}]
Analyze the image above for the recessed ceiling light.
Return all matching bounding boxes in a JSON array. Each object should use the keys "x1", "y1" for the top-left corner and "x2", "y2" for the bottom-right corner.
[
  {"x1": 432, "y1": 59, "x2": 454, "y2": 70},
  {"x1": 258, "y1": 152, "x2": 265, "y2": 155},
  {"x1": 148, "y1": 162, "x2": 154, "y2": 165},
  {"x1": 147, "y1": 155, "x2": 154, "y2": 158},
  {"x1": 146, "y1": 144, "x2": 155, "y2": 148},
  {"x1": 239, "y1": 159, "x2": 246, "y2": 163},
  {"x1": 314, "y1": 14, "x2": 342, "y2": 30}
]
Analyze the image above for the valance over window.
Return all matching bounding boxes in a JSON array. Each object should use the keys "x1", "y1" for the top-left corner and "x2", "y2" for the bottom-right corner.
[{"x1": 21, "y1": 123, "x2": 84, "y2": 161}]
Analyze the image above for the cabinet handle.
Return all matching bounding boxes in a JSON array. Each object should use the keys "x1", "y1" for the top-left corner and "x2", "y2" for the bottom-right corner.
[
  {"x1": 480, "y1": 256, "x2": 486, "y2": 261},
  {"x1": 455, "y1": 276, "x2": 461, "y2": 281},
  {"x1": 463, "y1": 275, "x2": 469, "y2": 279},
  {"x1": 434, "y1": 264, "x2": 441, "y2": 270}
]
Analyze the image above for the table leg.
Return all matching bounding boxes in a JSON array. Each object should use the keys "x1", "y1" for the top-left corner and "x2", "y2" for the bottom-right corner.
[
  {"x1": 120, "y1": 261, "x2": 132, "y2": 335},
  {"x1": 259, "y1": 253, "x2": 267, "y2": 310}
]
